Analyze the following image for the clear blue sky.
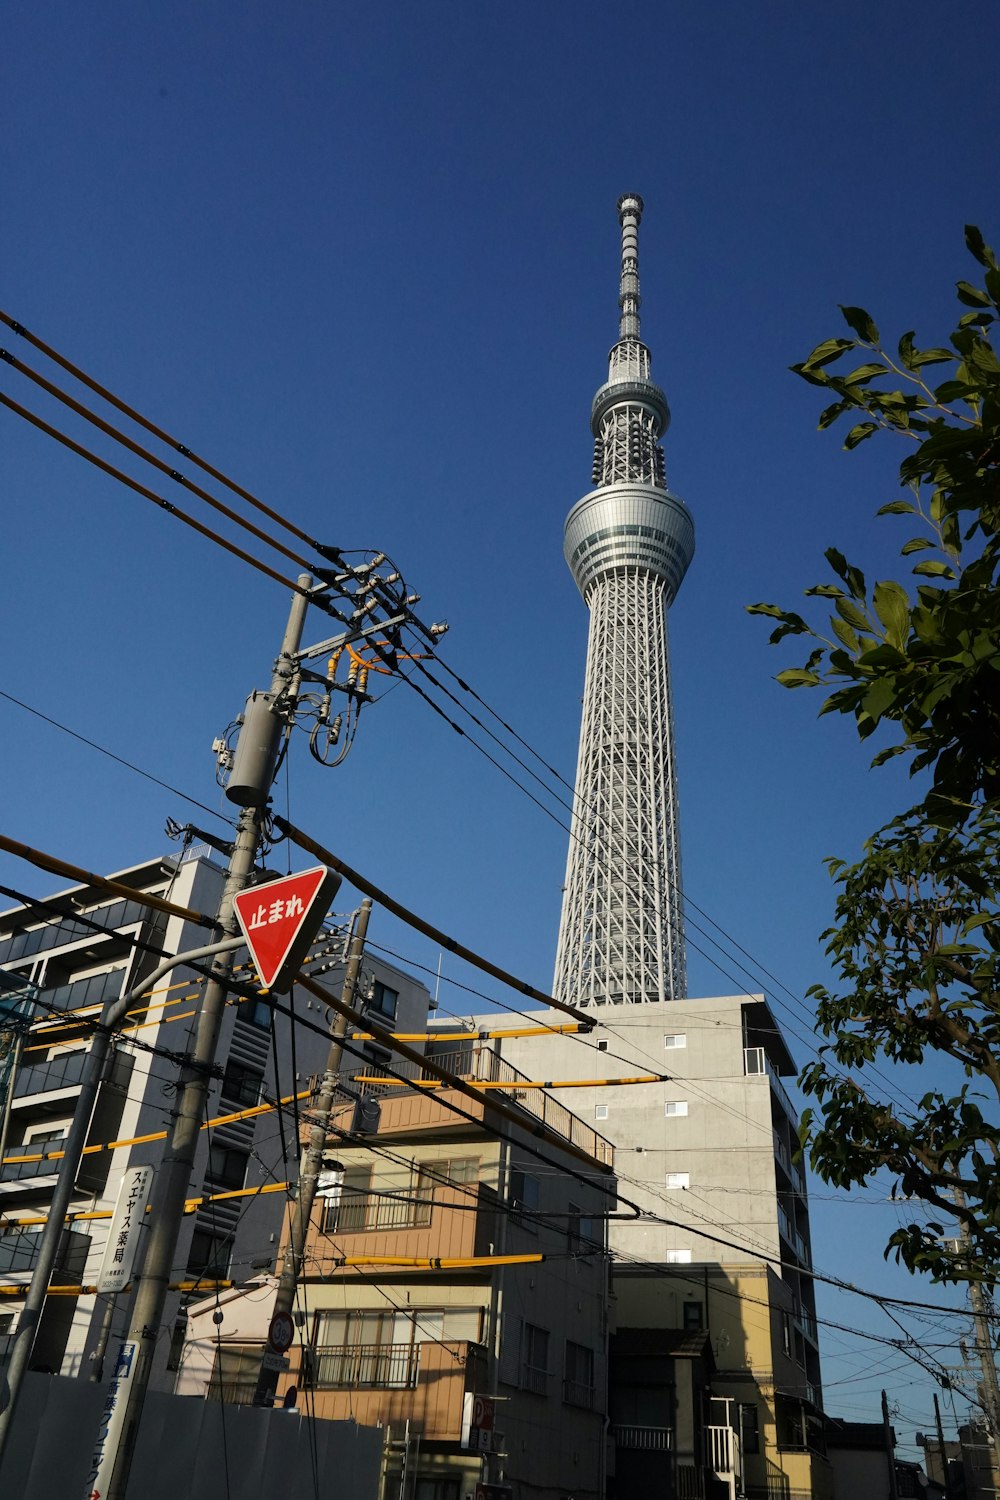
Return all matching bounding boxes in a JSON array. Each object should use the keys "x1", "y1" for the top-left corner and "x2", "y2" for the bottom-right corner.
[{"x1": 3, "y1": 0, "x2": 997, "y2": 1453}]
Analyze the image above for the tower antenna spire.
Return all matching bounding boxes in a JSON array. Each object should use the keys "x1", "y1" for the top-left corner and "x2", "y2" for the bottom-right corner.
[{"x1": 616, "y1": 192, "x2": 644, "y2": 341}]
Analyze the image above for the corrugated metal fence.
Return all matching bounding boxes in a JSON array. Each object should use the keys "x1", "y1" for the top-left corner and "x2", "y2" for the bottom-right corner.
[{"x1": 0, "y1": 1370, "x2": 383, "y2": 1499}]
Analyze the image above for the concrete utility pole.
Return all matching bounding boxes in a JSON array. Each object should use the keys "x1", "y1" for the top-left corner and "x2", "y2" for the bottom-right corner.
[
  {"x1": 0, "y1": 937, "x2": 242, "y2": 1460},
  {"x1": 882, "y1": 1388, "x2": 900, "y2": 1500},
  {"x1": 251, "y1": 896, "x2": 372, "y2": 1408},
  {"x1": 91, "y1": 573, "x2": 314, "y2": 1500},
  {"x1": 955, "y1": 1186, "x2": 1000, "y2": 1464}
]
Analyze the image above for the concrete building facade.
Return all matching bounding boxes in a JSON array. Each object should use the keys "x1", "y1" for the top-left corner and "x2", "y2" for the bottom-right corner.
[
  {"x1": 457, "y1": 996, "x2": 830, "y2": 1500},
  {"x1": 0, "y1": 846, "x2": 430, "y2": 1386}
]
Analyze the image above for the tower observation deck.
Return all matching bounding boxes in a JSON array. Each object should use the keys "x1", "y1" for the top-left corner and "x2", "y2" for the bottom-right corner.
[{"x1": 553, "y1": 195, "x2": 694, "y2": 1006}]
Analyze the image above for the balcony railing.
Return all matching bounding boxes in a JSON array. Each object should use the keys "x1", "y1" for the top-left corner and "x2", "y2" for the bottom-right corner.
[
  {"x1": 707, "y1": 1423, "x2": 740, "y2": 1476},
  {"x1": 0, "y1": 1225, "x2": 90, "y2": 1279},
  {"x1": 14, "y1": 1049, "x2": 90, "y2": 1098},
  {"x1": 311, "y1": 1341, "x2": 419, "y2": 1389},
  {"x1": 613, "y1": 1425, "x2": 673, "y2": 1451},
  {"x1": 329, "y1": 1189, "x2": 431, "y2": 1235},
  {"x1": 744, "y1": 1047, "x2": 797, "y2": 1124},
  {"x1": 358, "y1": 1042, "x2": 614, "y2": 1167},
  {"x1": 562, "y1": 1377, "x2": 595, "y2": 1409},
  {"x1": 520, "y1": 1361, "x2": 548, "y2": 1396},
  {"x1": 0, "y1": 897, "x2": 149, "y2": 964}
]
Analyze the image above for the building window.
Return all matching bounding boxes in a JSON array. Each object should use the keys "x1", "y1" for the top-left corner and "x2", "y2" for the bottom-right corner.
[
  {"x1": 208, "y1": 1343, "x2": 263, "y2": 1405},
  {"x1": 370, "y1": 980, "x2": 399, "y2": 1021},
  {"x1": 323, "y1": 1164, "x2": 372, "y2": 1232},
  {"x1": 240, "y1": 997, "x2": 273, "y2": 1030},
  {"x1": 414, "y1": 1157, "x2": 479, "y2": 1225},
  {"x1": 186, "y1": 1228, "x2": 231, "y2": 1281},
  {"x1": 206, "y1": 1145, "x2": 249, "y2": 1191},
  {"x1": 220, "y1": 1060, "x2": 264, "y2": 1108},
  {"x1": 682, "y1": 1301, "x2": 703, "y2": 1331},
  {"x1": 595, "y1": 1104, "x2": 609, "y2": 1121},
  {"x1": 666, "y1": 1249, "x2": 691, "y2": 1264},
  {"x1": 563, "y1": 1340, "x2": 595, "y2": 1407},
  {"x1": 509, "y1": 1168, "x2": 540, "y2": 1223},
  {"x1": 665, "y1": 1172, "x2": 689, "y2": 1190},
  {"x1": 663, "y1": 1034, "x2": 686, "y2": 1049},
  {"x1": 521, "y1": 1322, "x2": 550, "y2": 1395},
  {"x1": 664, "y1": 1100, "x2": 688, "y2": 1117},
  {"x1": 739, "y1": 1403, "x2": 760, "y2": 1455}
]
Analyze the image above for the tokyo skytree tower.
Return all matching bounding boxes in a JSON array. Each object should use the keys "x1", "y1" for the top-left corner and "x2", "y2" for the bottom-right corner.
[{"x1": 553, "y1": 195, "x2": 695, "y2": 1007}]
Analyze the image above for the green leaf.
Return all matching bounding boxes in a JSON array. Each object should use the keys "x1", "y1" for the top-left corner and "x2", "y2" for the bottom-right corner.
[
  {"x1": 956, "y1": 280, "x2": 991, "y2": 308},
  {"x1": 840, "y1": 305, "x2": 880, "y2": 344},
  {"x1": 747, "y1": 602, "x2": 789, "y2": 619},
  {"x1": 801, "y1": 338, "x2": 855, "y2": 371},
  {"x1": 898, "y1": 331, "x2": 918, "y2": 371},
  {"x1": 901, "y1": 537, "x2": 934, "y2": 555},
  {"x1": 910, "y1": 348, "x2": 956, "y2": 368},
  {"x1": 818, "y1": 399, "x2": 850, "y2": 429},
  {"x1": 835, "y1": 596, "x2": 871, "y2": 633},
  {"x1": 775, "y1": 668, "x2": 821, "y2": 689},
  {"x1": 804, "y1": 584, "x2": 844, "y2": 598},
  {"x1": 965, "y1": 224, "x2": 998, "y2": 271},
  {"x1": 843, "y1": 363, "x2": 887, "y2": 387},
  {"x1": 831, "y1": 616, "x2": 860, "y2": 653},
  {"x1": 872, "y1": 581, "x2": 910, "y2": 649},
  {"x1": 877, "y1": 500, "x2": 917, "y2": 516},
  {"x1": 844, "y1": 421, "x2": 878, "y2": 450},
  {"x1": 913, "y1": 560, "x2": 956, "y2": 579}
]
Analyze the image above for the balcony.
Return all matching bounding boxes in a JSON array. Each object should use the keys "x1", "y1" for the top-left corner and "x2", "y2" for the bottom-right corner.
[
  {"x1": 313, "y1": 1341, "x2": 419, "y2": 1389},
  {"x1": 707, "y1": 1423, "x2": 741, "y2": 1478},
  {"x1": 357, "y1": 1042, "x2": 614, "y2": 1167},
  {"x1": 14, "y1": 1049, "x2": 90, "y2": 1099},
  {"x1": 0, "y1": 1225, "x2": 90, "y2": 1281},
  {"x1": 0, "y1": 897, "x2": 149, "y2": 965},
  {"x1": 286, "y1": 1338, "x2": 485, "y2": 1439},
  {"x1": 612, "y1": 1426, "x2": 673, "y2": 1451},
  {"x1": 744, "y1": 1046, "x2": 797, "y2": 1125}
]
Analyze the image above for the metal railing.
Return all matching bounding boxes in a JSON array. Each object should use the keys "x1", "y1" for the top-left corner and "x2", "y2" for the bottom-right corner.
[
  {"x1": 562, "y1": 1377, "x2": 595, "y2": 1408},
  {"x1": 520, "y1": 1362, "x2": 548, "y2": 1396},
  {"x1": 311, "y1": 1341, "x2": 420, "y2": 1389},
  {"x1": 707, "y1": 1423, "x2": 738, "y2": 1475},
  {"x1": 0, "y1": 1226, "x2": 90, "y2": 1278},
  {"x1": 328, "y1": 1188, "x2": 433, "y2": 1235},
  {"x1": 359, "y1": 1043, "x2": 614, "y2": 1166},
  {"x1": 612, "y1": 1425, "x2": 673, "y2": 1451}
]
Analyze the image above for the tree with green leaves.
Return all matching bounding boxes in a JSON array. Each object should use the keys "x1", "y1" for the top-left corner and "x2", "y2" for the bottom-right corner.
[{"x1": 749, "y1": 226, "x2": 1000, "y2": 1284}]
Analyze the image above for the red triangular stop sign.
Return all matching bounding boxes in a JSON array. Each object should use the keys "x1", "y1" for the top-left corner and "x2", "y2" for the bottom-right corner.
[{"x1": 233, "y1": 866, "x2": 341, "y2": 993}]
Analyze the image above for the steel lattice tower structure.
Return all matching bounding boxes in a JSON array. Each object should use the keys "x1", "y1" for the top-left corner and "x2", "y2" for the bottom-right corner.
[{"x1": 553, "y1": 195, "x2": 695, "y2": 1007}]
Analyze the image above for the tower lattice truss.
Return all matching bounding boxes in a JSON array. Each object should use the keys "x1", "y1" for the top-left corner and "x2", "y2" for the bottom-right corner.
[
  {"x1": 553, "y1": 568, "x2": 685, "y2": 1006},
  {"x1": 554, "y1": 193, "x2": 695, "y2": 1006}
]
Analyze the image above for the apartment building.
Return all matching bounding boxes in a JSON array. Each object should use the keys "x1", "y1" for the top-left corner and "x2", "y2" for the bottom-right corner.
[
  {"x1": 461, "y1": 995, "x2": 830, "y2": 1500},
  {"x1": 0, "y1": 846, "x2": 430, "y2": 1387}
]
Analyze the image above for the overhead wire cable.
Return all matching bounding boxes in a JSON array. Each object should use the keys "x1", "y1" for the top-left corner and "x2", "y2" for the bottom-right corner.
[
  {"x1": 0, "y1": 390, "x2": 306, "y2": 596},
  {"x1": 0, "y1": 688, "x2": 236, "y2": 828},
  {"x1": 0, "y1": 344, "x2": 319, "y2": 575},
  {"x1": 0, "y1": 309, "x2": 319, "y2": 551}
]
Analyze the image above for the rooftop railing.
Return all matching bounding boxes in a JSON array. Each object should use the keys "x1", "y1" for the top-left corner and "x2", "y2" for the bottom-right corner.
[{"x1": 357, "y1": 1042, "x2": 614, "y2": 1167}]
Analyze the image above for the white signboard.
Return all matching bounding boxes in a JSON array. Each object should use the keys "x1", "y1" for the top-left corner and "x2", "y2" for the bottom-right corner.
[
  {"x1": 96, "y1": 1166, "x2": 154, "y2": 1294},
  {"x1": 83, "y1": 1339, "x2": 138, "y2": 1500}
]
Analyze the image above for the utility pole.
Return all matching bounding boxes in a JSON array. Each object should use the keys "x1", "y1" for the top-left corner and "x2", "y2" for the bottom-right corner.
[
  {"x1": 934, "y1": 1391, "x2": 955, "y2": 1500},
  {"x1": 882, "y1": 1389, "x2": 900, "y2": 1500},
  {"x1": 955, "y1": 1186, "x2": 1000, "y2": 1472},
  {"x1": 251, "y1": 896, "x2": 372, "y2": 1408},
  {"x1": 91, "y1": 573, "x2": 314, "y2": 1500}
]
